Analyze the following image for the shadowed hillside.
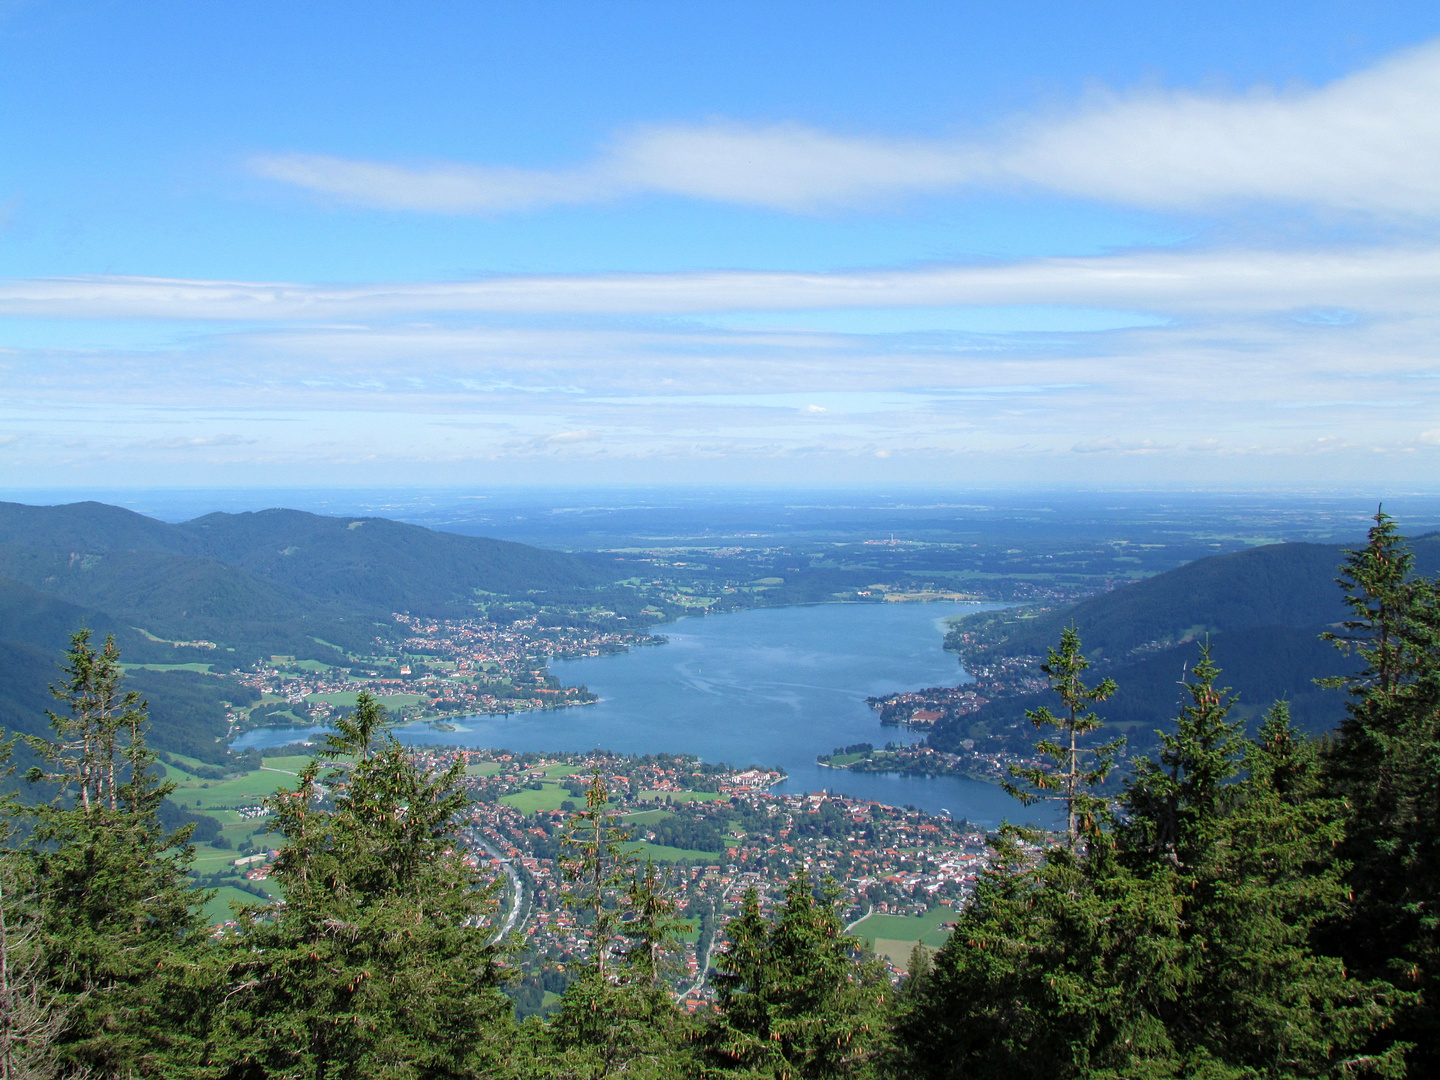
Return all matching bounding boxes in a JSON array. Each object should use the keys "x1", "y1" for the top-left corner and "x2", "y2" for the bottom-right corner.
[
  {"x1": 0, "y1": 500, "x2": 629, "y2": 762},
  {"x1": 177, "y1": 508, "x2": 614, "y2": 613},
  {"x1": 930, "y1": 535, "x2": 1440, "y2": 755}
]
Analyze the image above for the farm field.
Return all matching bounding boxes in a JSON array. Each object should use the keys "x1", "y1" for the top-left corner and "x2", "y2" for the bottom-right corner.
[
  {"x1": 636, "y1": 790, "x2": 722, "y2": 804},
  {"x1": 849, "y1": 907, "x2": 956, "y2": 967},
  {"x1": 621, "y1": 809, "x2": 671, "y2": 826},
  {"x1": 500, "y1": 783, "x2": 575, "y2": 814},
  {"x1": 203, "y1": 885, "x2": 270, "y2": 926},
  {"x1": 167, "y1": 755, "x2": 309, "y2": 850},
  {"x1": 626, "y1": 841, "x2": 722, "y2": 864}
]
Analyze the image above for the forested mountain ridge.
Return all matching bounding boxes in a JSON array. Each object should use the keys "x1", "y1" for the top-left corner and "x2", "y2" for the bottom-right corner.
[
  {"x1": 960, "y1": 535, "x2": 1440, "y2": 664},
  {"x1": 0, "y1": 501, "x2": 618, "y2": 614},
  {"x1": 0, "y1": 501, "x2": 626, "y2": 658},
  {"x1": 0, "y1": 500, "x2": 629, "y2": 765},
  {"x1": 930, "y1": 536, "x2": 1440, "y2": 753},
  {"x1": 179, "y1": 508, "x2": 618, "y2": 610}
]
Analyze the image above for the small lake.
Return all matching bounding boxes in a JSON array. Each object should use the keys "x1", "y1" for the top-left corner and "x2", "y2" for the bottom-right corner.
[{"x1": 236, "y1": 602, "x2": 1034, "y2": 826}]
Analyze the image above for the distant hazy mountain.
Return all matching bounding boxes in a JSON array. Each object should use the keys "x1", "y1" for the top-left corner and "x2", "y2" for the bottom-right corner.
[
  {"x1": 177, "y1": 508, "x2": 613, "y2": 612},
  {"x1": 931, "y1": 535, "x2": 1440, "y2": 753},
  {"x1": 0, "y1": 500, "x2": 625, "y2": 762}
]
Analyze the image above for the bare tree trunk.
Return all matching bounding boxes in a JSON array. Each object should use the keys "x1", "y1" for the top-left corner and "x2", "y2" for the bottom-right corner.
[{"x1": 0, "y1": 867, "x2": 64, "y2": 1080}]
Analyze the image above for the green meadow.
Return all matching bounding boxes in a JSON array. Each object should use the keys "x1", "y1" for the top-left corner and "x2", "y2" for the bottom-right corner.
[
  {"x1": 500, "y1": 783, "x2": 575, "y2": 814},
  {"x1": 636, "y1": 790, "x2": 722, "y2": 804},
  {"x1": 849, "y1": 907, "x2": 955, "y2": 967}
]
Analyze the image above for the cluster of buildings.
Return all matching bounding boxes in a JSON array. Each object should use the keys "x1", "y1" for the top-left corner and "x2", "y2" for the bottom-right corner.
[
  {"x1": 225, "y1": 610, "x2": 668, "y2": 734},
  {"x1": 866, "y1": 684, "x2": 992, "y2": 727},
  {"x1": 400, "y1": 747, "x2": 994, "y2": 1001},
  {"x1": 391, "y1": 611, "x2": 655, "y2": 666}
]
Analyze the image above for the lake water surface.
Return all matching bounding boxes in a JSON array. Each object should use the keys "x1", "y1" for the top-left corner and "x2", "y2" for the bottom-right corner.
[{"x1": 238, "y1": 602, "x2": 1032, "y2": 826}]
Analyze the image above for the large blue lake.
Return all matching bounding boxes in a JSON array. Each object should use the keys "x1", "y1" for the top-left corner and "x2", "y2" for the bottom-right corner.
[{"x1": 238, "y1": 602, "x2": 1032, "y2": 826}]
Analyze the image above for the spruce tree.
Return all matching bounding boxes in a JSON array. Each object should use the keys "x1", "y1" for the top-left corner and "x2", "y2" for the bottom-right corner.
[
  {"x1": 703, "y1": 868, "x2": 887, "y2": 1079},
  {"x1": 892, "y1": 637, "x2": 1404, "y2": 1079},
  {"x1": 0, "y1": 738, "x2": 64, "y2": 1080},
  {"x1": 706, "y1": 886, "x2": 773, "y2": 1071},
  {"x1": 622, "y1": 859, "x2": 689, "y2": 987},
  {"x1": 1120, "y1": 693, "x2": 1405, "y2": 1077},
  {"x1": 559, "y1": 772, "x2": 636, "y2": 982},
  {"x1": 21, "y1": 630, "x2": 204, "y2": 1078},
  {"x1": 1320, "y1": 510, "x2": 1440, "y2": 1071},
  {"x1": 892, "y1": 628, "x2": 1177, "y2": 1080},
  {"x1": 1121, "y1": 644, "x2": 1245, "y2": 869},
  {"x1": 540, "y1": 776, "x2": 692, "y2": 1079},
  {"x1": 890, "y1": 819, "x2": 1183, "y2": 1079},
  {"x1": 1004, "y1": 625, "x2": 1121, "y2": 848},
  {"x1": 200, "y1": 692, "x2": 515, "y2": 1079}
]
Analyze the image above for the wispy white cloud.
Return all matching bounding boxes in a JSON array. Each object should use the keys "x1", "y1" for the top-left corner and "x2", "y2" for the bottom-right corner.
[
  {"x1": 7, "y1": 244, "x2": 1440, "y2": 322},
  {"x1": 128, "y1": 434, "x2": 257, "y2": 449},
  {"x1": 251, "y1": 39, "x2": 1440, "y2": 218}
]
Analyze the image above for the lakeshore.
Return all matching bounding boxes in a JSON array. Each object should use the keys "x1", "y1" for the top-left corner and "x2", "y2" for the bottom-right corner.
[{"x1": 236, "y1": 601, "x2": 1032, "y2": 825}]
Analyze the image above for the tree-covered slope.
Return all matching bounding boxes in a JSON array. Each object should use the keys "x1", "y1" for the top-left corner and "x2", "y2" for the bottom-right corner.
[
  {"x1": 0, "y1": 577, "x2": 250, "y2": 763},
  {"x1": 0, "y1": 499, "x2": 629, "y2": 761},
  {"x1": 0, "y1": 501, "x2": 627, "y2": 662},
  {"x1": 0, "y1": 574, "x2": 142, "y2": 655},
  {"x1": 967, "y1": 534, "x2": 1440, "y2": 665},
  {"x1": 0, "y1": 499, "x2": 199, "y2": 554},
  {"x1": 975, "y1": 542, "x2": 1347, "y2": 663},
  {"x1": 0, "y1": 544, "x2": 386, "y2": 661},
  {"x1": 931, "y1": 534, "x2": 1440, "y2": 756},
  {"x1": 930, "y1": 624, "x2": 1355, "y2": 755},
  {"x1": 177, "y1": 509, "x2": 618, "y2": 612}
]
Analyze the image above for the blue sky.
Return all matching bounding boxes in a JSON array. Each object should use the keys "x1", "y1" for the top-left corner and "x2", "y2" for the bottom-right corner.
[{"x1": 4, "y1": 1, "x2": 1440, "y2": 488}]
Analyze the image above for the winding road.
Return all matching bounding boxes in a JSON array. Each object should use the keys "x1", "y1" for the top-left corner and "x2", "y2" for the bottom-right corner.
[{"x1": 474, "y1": 836, "x2": 525, "y2": 942}]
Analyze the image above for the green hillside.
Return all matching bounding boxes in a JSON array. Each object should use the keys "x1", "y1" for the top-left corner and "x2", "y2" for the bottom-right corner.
[
  {"x1": 0, "y1": 499, "x2": 198, "y2": 554},
  {"x1": 178, "y1": 508, "x2": 618, "y2": 615},
  {"x1": 0, "y1": 499, "x2": 631, "y2": 763},
  {"x1": 931, "y1": 625, "x2": 1353, "y2": 755},
  {"x1": 0, "y1": 574, "x2": 145, "y2": 655},
  {"x1": 0, "y1": 501, "x2": 628, "y2": 666},
  {"x1": 961, "y1": 534, "x2": 1440, "y2": 666},
  {"x1": 930, "y1": 535, "x2": 1440, "y2": 756}
]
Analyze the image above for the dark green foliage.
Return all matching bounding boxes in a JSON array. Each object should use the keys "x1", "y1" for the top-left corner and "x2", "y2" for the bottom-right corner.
[
  {"x1": 979, "y1": 541, "x2": 1423, "y2": 663},
  {"x1": 1120, "y1": 645, "x2": 1246, "y2": 866},
  {"x1": 20, "y1": 630, "x2": 206, "y2": 1078},
  {"x1": 1119, "y1": 669, "x2": 1404, "y2": 1077},
  {"x1": 0, "y1": 645, "x2": 253, "y2": 769},
  {"x1": 0, "y1": 574, "x2": 142, "y2": 657},
  {"x1": 558, "y1": 772, "x2": 636, "y2": 982},
  {"x1": 647, "y1": 813, "x2": 726, "y2": 852},
  {"x1": 157, "y1": 796, "x2": 224, "y2": 845},
  {"x1": 0, "y1": 499, "x2": 628, "y2": 674},
  {"x1": 179, "y1": 508, "x2": 617, "y2": 614},
  {"x1": 891, "y1": 842, "x2": 1183, "y2": 1079},
  {"x1": 932, "y1": 624, "x2": 1359, "y2": 755},
  {"x1": 894, "y1": 637, "x2": 1405, "y2": 1080},
  {"x1": 0, "y1": 500, "x2": 188, "y2": 554},
  {"x1": 703, "y1": 870, "x2": 889, "y2": 1079},
  {"x1": 0, "y1": 736, "x2": 67, "y2": 1080},
  {"x1": 930, "y1": 536, "x2": 1440, "y2": 754},
  {"x1": 538, "y1": 777, "x2": 693, "y2": 1078},
  {"x1": 1004, "y1": 626, "x2": 1121, "y2": 848},
  {"x1": 198, "y1": 692, "x2": 515, "y2": 1078},
  {"x1": 1319, "y1": 511, "x2": 1440, "y2": 1071},
  {"x1": 126, "y1": 668, "x2": 260, "y2": 764}
]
